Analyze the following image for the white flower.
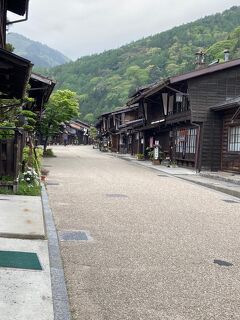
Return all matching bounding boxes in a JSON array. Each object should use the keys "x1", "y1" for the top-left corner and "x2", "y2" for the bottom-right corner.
[{"x1": 26, "y1": 178, "x2": 30, "y2": 181}]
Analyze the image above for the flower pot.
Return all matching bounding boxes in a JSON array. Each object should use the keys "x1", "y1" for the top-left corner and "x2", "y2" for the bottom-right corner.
[{"x1": 152, "y1": 159, "x2": 161, "y2": 165}]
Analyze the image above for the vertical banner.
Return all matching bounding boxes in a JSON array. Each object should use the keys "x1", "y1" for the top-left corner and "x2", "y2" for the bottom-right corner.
[{"x1": 162, "y1": 93, "x2": 168, "y2": 116}]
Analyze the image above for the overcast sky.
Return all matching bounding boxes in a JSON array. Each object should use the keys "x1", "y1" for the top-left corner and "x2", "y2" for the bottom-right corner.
[{"x1": 9, "y1": 0, "x2": 238, "y2": 60}]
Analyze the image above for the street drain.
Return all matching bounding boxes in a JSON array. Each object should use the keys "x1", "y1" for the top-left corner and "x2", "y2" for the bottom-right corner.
[
  {"x1": 58, "y1": 230, "x2": 92, "y2": 241},
  {"x1": 157, "y1": 174, "x2": 168, "y2": 177},
  {"x1": 222, "y1": 199, "x2": 239, "y2": 204},
  {"x1": 214, "y1": 259, "x2": 233, "y2": 267},
  {"x1": 0, "y1": 199, "x2": 10, "y2": 201},
  {"x1": 106, "y1": 193, "x2": 128, "y2": 198}
]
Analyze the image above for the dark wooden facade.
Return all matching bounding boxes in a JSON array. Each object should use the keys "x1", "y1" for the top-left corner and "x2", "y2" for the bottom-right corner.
[
  {"x1": 0, "y1": 0, "x2": 7, "y2": 48},
  {"x1": 186, "y1": 66, "x2": 240, "y2": 171},
  {"x1": 211, "y1": 98, "x2": 240, "y2": 173},
  {"x1": 96, "y1": 59, "x2": 240, "y2": 173},
  {"x1": 0, "y1": 128, "x2": 25, "y2": 183},
  {"x1": 221, "y1": 109, "x2": 240, "y2": 172},
  {"x1": 0, "y1": 0, "x2": 31, "y2": 99}
]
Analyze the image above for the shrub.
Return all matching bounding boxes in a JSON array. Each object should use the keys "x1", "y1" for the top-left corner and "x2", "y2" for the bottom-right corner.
[
  {"x1": 136, "y1": 153, "x2": 144, "y2": 160},
  {"x1": 43, "y1": 148, "x2": 56, "y2": 157},
  {"x1": 16, "y1": 180, "x2": 41, "y2": 196}
]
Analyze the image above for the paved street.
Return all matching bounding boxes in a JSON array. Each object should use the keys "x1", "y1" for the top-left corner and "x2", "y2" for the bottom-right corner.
[{"x1": 44, "y1": 146, "x2": 240, "y2": 320}]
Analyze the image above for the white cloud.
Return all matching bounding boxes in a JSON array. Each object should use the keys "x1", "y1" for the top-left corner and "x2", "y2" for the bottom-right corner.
[{"x1": 9, "y1": 0, "x2": 238, "y2": 60}]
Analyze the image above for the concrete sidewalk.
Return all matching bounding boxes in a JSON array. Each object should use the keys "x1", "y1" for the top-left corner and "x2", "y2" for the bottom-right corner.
[
  {"x1": 0, "y1": 192, "x2": 55, "y2": 320},
  {"x1": 108, "y1": 152, "x2": 240, "y2": 198},
  {"x1": 0, "y1": 238, "x2": 53, "y2": 320},
  {"x1": 0, "y1": 195, "x2": 45, "y2": 239}
]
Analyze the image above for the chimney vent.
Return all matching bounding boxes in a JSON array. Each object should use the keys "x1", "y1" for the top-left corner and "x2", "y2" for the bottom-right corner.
[
  {"x1": 195, "y1": 50, "x2": 206, "y2": 69},
  {"x1": 224, "y1": 49, "x2": 230, "y2": 62}
]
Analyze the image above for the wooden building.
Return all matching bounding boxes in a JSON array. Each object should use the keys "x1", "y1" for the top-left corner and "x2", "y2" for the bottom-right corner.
[
  {"x1": 211, "y1": 97, "x2": 240, "y2": 172},
  {"x1": 97, "y1": 57, "x2": 240, "y2": 173},
  {"x1": 0, "y1": 0, "x2": 31, "y2": 185},
  {"x1": 68, "y1": 120, "x2": 90, "y2": 145},
  {"x1": 54, "y1": 120, "x2": 90, "y2": 145},
  {"x1": 111, "y1": 105, "x2": 144, "y2": 154},
  {"x1": 0, "y1": 0, "x2": 31, "y2": 99},
  {"x1": 96, "y1": 111, "x2": 113, "y2": 150}
]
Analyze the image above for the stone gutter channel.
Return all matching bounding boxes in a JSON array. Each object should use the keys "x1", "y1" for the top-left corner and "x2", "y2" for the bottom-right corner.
[{"x1": 41, "y1": 184, "x2": 72, "y2": 320}]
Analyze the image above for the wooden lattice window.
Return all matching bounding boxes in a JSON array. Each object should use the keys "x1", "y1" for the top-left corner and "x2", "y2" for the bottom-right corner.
[
  {"x1": 176, "y1": 128, "x2": 197, "y2": 154},
  {"x1": 228, "y1": 126, "x2": 240, "y2": 152}
]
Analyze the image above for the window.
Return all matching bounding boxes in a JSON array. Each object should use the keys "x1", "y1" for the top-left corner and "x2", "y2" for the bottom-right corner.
[
  {"x1": 176, "y1": 128, "x2": 197, "y2": 154},
  {"x1": 171, "y1": 95, "x2": 189, "y2": 114},
  {"x1": 228, "y1": 126, "x2": 240, "y2": 152}
]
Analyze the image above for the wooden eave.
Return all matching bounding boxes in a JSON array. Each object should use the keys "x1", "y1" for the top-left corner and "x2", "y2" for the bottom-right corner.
[
  {"x1": 165, "y1": 110, "x2": 191, "y2": 125},
  {"x1": 211, "y1": 97, "x2": 240, "y2": 112},
  {"x1": 0, "y1": 48, "x2": 32, "y2": 99},
  {"x1": 112, "y1": 104, "x2": 139, "y2": 115},
  {"x1": 29, "y1": 73, "x2": 56, "y2": 107},
  {"x1": 119, "y1": 118, "x2": 144, "y2": 129},
  {"x1": 127, "y1": 80, "x2": 169, "y2": 105},
  {"x1": 170, "y1": 58, "x2": 240, "y2": 84},
  {"x1": 127, "y1": 59, "x2": 240, "y2": 107},
  {"x1": 7, "y1": 0, "x2": 29, "y2": 15},
  {"x1": 69, "y1": 122, "x2": 84, "y2": 131},
  {"x1": 74, "y1": 119, "x2": 90, "y2": 128}
]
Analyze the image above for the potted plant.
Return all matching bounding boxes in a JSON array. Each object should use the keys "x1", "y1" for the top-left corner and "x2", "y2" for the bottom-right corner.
[
  {"x1": 136, "y1": 153, "x2": 144, "y2": 161},
  {"x1": 40, "y1": 167, "x2": 49, "y2": 181}
]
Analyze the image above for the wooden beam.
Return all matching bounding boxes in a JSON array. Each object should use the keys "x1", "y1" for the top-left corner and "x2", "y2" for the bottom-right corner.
[{"x1": 231, "y1": 105, "x2": 240, "y2": 122}]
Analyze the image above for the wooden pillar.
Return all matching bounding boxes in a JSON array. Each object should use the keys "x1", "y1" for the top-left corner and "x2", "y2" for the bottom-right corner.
[
  {"x1": 142, "y1": 131, "x2": 145, "y2": 157},
  {"x1": 137, "y1": 132, "x2": 140, "y2": 154}
]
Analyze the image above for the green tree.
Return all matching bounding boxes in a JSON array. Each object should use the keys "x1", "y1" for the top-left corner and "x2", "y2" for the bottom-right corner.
[
  {"x1": 89, "y1": 126, "x2": 97, "y2": 141},
  {"x1": 83, "y1": 113, "x2": 95, "y2": 124},
  {"x1": 39, "y1": 89, "x2": 79, "y2": 152}
]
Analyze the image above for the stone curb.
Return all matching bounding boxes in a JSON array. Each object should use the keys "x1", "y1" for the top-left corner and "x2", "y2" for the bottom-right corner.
[
  {"x1": 200, "y1": 173, "x2": 240, "y2": 186},
  {"x1": 176, "y1": 177, "x2": 240, "y2": 199},
  {"x1": 0, "y1": 232, "x2": 45, "y2": 240},
  {"x1": 41, "y1": 184, "x2": 72, "y2": 320}
]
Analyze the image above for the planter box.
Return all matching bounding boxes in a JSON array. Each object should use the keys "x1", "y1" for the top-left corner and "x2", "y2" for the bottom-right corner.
[
  {"x1": 0, "y1": 180, "x2": 18, "y2": 192},
  {"x1": 152, "y1": 159, "x2": 161, "y2": 165}
]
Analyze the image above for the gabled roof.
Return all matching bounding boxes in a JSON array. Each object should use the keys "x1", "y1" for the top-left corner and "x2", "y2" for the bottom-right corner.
[
  {"x1": 7, "y1": 0, "x2": 29, "y2": 16},
  {"x1": 129, "y1": 83, "x2": 156, "y2": 99},
  {"x1": 74, "y1": 119, "x2": 90, "y2": 128},
  {"x1": 29, "y1": 73, "x2": 56, "y2": 107},
  {"x1": 69, "y1": 121, "x2": 84, "y2": 131},
  {"x1": 170, "y1": 58, "x2": 240, "y2": 84},
  {"x1": 127, "y1": 80, "x2": 168, "y2": 105}
]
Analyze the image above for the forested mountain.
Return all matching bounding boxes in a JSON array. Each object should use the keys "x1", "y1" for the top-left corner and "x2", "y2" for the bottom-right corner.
[
  {"x1": 7, "y1": 33, "x2": 71, "y2": 68},
  {"x1": 46, "y1": 7, "x2": 240, "y2": 122}
]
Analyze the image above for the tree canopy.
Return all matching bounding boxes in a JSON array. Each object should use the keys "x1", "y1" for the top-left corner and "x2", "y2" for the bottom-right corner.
[{"x1": 39, "y1": 89, "x2": 79, "y2": 150}]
